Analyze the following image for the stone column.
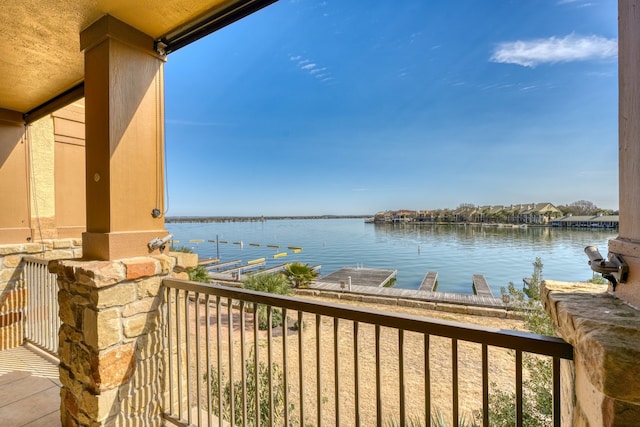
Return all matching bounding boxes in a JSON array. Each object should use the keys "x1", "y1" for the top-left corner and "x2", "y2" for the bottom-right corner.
[
  {"x1": 611, "y1": 0, "x2": 640, "y2": 307},
  {"x1": 80, "y1": 15, "x2": 168, "y2": 261},
  {"x1": 542, "y1": 281, "x2": 640, "y2": 426},
  {"x1": 51, "y1": 255, "x2": 175, "y2": 426}
]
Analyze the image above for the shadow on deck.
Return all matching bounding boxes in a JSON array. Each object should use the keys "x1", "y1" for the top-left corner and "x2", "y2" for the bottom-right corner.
[{"x1": 0, "y1": 345, "x2": 60, "y2": 426}]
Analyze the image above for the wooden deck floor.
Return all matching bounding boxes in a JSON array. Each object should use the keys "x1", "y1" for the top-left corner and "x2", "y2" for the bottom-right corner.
[{"x1": 0, "y1": 345, "x2": 60, "y2": 427}]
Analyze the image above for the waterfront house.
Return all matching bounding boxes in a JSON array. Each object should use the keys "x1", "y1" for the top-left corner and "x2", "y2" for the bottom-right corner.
[
  {"x1": 552, "y1": 214, "x2": 620, "y2": 229},
  {"x1": 1, "y1": 1, "x2": 639, "y2": 426},
  {"x1": 519, "y1": 202, "x2": 563, "y2": 224},
  {"x1": 392, "y1": 210, "x2": 418, "y2": 223}
]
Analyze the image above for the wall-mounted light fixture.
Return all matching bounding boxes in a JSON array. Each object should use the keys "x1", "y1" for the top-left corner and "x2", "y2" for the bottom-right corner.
[
  {"x1": 584, "y1": 245, "x2": 628, "y2": 291},
  {"x1": 148, "y1": 233, "x2": 174, "y2": 253}
]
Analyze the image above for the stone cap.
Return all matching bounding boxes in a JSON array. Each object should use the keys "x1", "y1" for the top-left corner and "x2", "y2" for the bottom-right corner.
[
  {"x1": 541, "y1": 280, "x2": 640, "y2": 404},
  {"x1": 48, "y1": 255, "x2": 176, "y2": 288},
  {"x1": 168, "y1": 251, "x2": 197, "y2": 272}
]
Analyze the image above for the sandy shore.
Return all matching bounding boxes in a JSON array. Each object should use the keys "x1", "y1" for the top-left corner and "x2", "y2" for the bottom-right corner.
[{"x1": 177, "y1": 294, "x2": 528, "y2": 426}]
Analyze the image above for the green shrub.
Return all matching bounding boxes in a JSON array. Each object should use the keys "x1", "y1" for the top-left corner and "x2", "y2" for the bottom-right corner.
[
  {"x1": 482, "y1": 257, "x2": 554, "y2": 426},
  {"x1": 206, "y1": 350, "x2": 292, "y2": 427},
  {"x1": 243, "y1": 273, "x2": 292, "y2": 330},
  {"x1": 188, "y1": 265, "x2": 210, "y2": 283},
  {"x1": 243, "y1": 273, "x2": 293, "y2": 296},
  {"x1": 589, "y1": 272, "x2": 607, "y2": 284}
]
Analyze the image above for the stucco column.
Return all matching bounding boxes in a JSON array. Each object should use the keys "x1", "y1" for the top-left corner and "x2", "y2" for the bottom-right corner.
[
  {"x1": 0, "y1": 109, "x2": 31, "y2": 244},
  {"x1": 80, "y1": 15, "x2": 168, "y2": 260},
  {"x1": 610, "y1": 0, "x2": 640, "y2": 307}
]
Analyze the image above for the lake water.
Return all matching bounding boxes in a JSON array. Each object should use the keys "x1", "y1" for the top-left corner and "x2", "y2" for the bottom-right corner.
[{"x1": 166, "y1": 218, "x2": 616, "y2": 294}]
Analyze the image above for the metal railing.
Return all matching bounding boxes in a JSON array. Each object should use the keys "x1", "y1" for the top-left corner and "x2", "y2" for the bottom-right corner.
[
  {"x1": 162, "y1": 278, "x2": 573, "y2": 427},
  {"x1": 23, "y1": 256, "x2": 60, "y2": 357}
]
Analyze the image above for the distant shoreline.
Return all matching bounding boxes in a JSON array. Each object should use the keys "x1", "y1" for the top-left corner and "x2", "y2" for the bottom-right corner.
[{"x1": 165, "y1": 215, "x2": 372, "y2": 223}]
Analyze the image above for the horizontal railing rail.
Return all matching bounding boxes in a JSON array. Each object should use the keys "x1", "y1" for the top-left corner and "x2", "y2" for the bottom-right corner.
[
  {"x1": 23, "y1": 256, "x2": 60, "y2": 358},
  {"x1": 162, "y1": 277, "x2": 572, "y2": 427}
]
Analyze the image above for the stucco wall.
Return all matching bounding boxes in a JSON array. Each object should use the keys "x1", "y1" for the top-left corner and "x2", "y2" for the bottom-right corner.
[
  {"x1": 53, "y1": 100, "x2": 86, "y2": 237},
  {"x1": 0, "y1": 122, "x2": 30, "y2": 244}
]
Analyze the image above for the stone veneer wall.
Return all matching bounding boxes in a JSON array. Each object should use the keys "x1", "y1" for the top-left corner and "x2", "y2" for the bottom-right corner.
[
  {"x1": 541, "y1": 280, "x2": 640, "y2": 426},
  {"x1": 0, "y1": 239, "x2": 82, "y2": 350},
  {"x1": 50, "y1": 254, "x2": 195, "y2": 426}
]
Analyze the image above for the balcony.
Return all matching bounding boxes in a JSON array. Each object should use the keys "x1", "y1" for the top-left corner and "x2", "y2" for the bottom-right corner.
[
  {"x1": 1, "y1": 256, "x2": 574, "y2": 426},
  {"x1": 2, "y1": 1, "x2": 640, "y2": 426},
  {"x1": 162, "y1": 278, "x2": 572, "y2": 427}
]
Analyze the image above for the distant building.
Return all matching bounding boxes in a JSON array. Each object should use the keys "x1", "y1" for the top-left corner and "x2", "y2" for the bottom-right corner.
[
  {"x1": 372, "y1": 202, "x2": 585, "y2": 225},
  {"x1": 519, "y1": 202, "x2": 563, "y2": 224},
  {"x1": 552, "y1": 214, "x2": 619, "y2": 229}
]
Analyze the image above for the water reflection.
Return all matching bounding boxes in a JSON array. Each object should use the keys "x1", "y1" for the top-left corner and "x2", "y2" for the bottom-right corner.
[{"x1": 167, "y1": 219, "x2": 616, "y2": 295}]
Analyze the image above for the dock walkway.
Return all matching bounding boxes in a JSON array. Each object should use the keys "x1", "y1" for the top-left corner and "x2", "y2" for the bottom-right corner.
[
  {"x1": 309, "y1": 281, "x2": 505, "y2": 309},
  {"x1": 209, "y1": 261, "x2": 266, "y2": 281},
  {"x1": 419, "y1": 272, "x2": 438, "y2": 291},
  {"x1": 472, "y1": 274, "x2": 494, "y2": 297},
  {"x1": 205, "y1": 260, "x2": 242, "y2": 271},
  {"x1": 320, "y1": 267, "x2": 397, "y2": 288}
]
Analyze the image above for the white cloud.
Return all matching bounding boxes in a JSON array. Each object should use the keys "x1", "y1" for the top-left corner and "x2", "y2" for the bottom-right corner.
[
  {"x1": 289, "y1": 54, "x2": 333, "y2": 83},
  {"x1": 490, "y1": 34, "x2": 617, "y2": 67},
  {"x1": 557, "y1": 0, "x2": 593, "y2": 7}
]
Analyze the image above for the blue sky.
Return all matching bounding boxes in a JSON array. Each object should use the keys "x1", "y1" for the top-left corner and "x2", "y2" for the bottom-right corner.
[{"x1": 164, "y1": 0, "x2": 618, "y2": 216}]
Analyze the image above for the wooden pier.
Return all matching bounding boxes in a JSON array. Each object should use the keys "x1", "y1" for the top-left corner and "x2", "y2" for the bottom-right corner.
[
  {"x1": 303, "y1": 268, "x2": 506, "y2": 310},
  {"x1": 472, "y1": 274, "x2": 494, "y2": 297},
  {"x1": 208, "y1": 261, "x2": 266, "y2": 281},
  {"x1": 247, "y1": 263, "x2": 288, "y2": 276},
  {"x1": 308, "y1": 280, "x2": 504, "y2": 309},
  {"x1": 320, "y1": 267, "x2": 397, "y2": 288},
  {"x1": 419, "y1": 272, "x2": 439, "y2": 291},
  {"x1": 205, "y1": 260, "x2": 242, "y2": 271}
]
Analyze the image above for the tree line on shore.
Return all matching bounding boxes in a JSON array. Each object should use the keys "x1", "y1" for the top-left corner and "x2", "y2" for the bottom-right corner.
[
  {"x1": 165, "y1": 214, "x2": 370, "y2": 223},
  {"x1": 374, "y1": 200, "x2": 618, "y2": 225}
]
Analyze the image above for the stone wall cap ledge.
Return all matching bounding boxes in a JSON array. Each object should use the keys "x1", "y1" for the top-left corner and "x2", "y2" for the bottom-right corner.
[
  {"x1": 49, "y1": 259, "x2": 138, "y2": 287},
  {"x1": 151, "y1": 254, "x2": 177, "y2": 274},
  {"x1": 121, "y1": 257, "x2": 162, "y2": 280},
  {"x1": 542, "y1": 280, "x2": 640, "y2": 403}
]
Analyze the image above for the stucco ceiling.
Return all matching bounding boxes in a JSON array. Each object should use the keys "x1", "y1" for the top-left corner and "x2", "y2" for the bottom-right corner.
[{"x1": 0, "y1": 0, "x2": 255, "y2": 115}]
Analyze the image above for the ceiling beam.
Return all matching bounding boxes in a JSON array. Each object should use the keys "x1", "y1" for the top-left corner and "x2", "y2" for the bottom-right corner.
[
  {"x1": 156, "y1": 0, "x2": 277, "y2": 55},
  {"x1": 23, "y1": 83, "x2": 84, "y2": 124}
]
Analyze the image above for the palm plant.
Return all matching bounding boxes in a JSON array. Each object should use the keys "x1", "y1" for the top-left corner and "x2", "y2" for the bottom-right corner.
[{"x1": 282, "y1": 262, "x2": 319, "y2": 288}]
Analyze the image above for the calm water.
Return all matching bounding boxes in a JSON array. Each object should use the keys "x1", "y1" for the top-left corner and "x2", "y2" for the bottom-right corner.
[{"x1": 166, "y1": 218, "x2": 616, "y2": 294}]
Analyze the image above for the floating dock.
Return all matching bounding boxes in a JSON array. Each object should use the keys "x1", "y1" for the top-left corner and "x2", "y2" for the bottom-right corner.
[
  {"x1": 419, "y1": 272, "x2": 439, "y2": 291},
  {"x1": 205, "y1": 260, "x2": 242, "y2": 271},
  {"x1": 320, "y1": 267, "x2": 397, "y2": 288},
  {"x1": 472, "y1": 274, "x2": 494, "y2": 297},
  {"x1": 208, "y1": 260, "x2": 266, "y2": 281}
]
